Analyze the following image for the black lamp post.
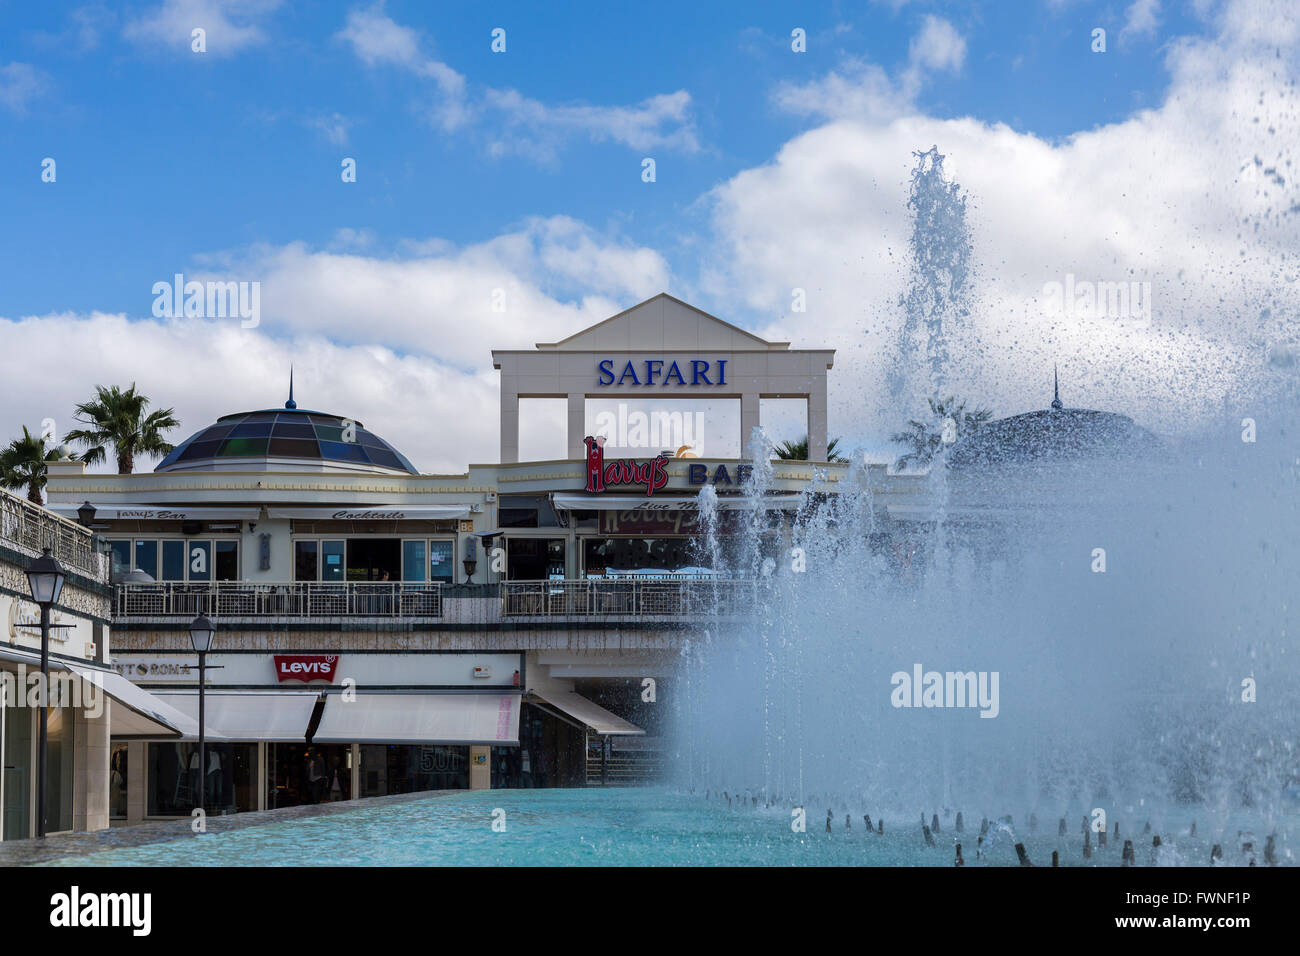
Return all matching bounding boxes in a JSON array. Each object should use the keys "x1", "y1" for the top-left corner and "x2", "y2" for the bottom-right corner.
[
  {"x1": 462, "y1": 536, "x2": 478, "y2": 583},
  {"x1": 188, "y1": 614, "x2": 216, "y2": 814},
  {"x1": 76, "y1": 501, "x2": 95, "y2": 528},
  {"x1": 25, "y1": 547, "x2": 66, "y2": 839}
]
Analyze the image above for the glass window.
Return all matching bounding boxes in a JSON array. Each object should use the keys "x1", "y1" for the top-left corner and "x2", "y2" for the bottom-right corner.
[
  {"x1": 148, "y1": 742, "x2": 257, "y2": 815},
  {"x1": 161, "y1": 540, "x2": 186, "y2": 581},
  {"x1": 402, "y1": 540, "x2": 427, "y2": 581},
  {"x1": 321, "y1": 540, "x2": 345, "y2": 582},
  {"x1": 214, "y1": 540, "x2": 239, "y2": 581},
  {"x1": 295, "y1": 540, "x2": 319, "y2": 581},
  {"x1": 107, "y1": 540, "x2": 131, "y2": 577},
  {"x1": 110, "y1": 744, "x2": 129, "y2": 819},
  {"x1": 133, "y1": 540, "x2": 158, "y2": 579},
  {"x1": 428, "y1": 540, "x2": 454, "y2": 583},
  {"x1": 188, "y1": 541, "x2": 211, "y2": 581}
]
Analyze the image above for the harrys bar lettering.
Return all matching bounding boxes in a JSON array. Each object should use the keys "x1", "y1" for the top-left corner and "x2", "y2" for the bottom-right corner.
[
  {"x1": 584, "y1": 436, "x2": 669, "y2": 496},
  {"x1": 273, "y1": 654, "x2": 339, "y2": 683}
]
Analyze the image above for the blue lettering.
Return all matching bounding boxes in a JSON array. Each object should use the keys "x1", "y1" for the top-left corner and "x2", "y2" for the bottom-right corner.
[
  {"x1": 597, "y1": 359, "x2": 615, "y2": 386},
  {"x1": 617, "y1": 361, "x2": 641, "y2": 386},
  {"x1": 688, "y1": 463, "x2": 707, "y2": 484},
  {"x1": 716, "y1": 360, "x2": 727, "y2": 385},
  {"x1": 712, "y1": 464, "x2": 732, "y2": 485},
  {"x1": 737, "y1": 464, "x2": 752, "y2": 485},
  {"x1": 691, "y1": 360, "x2": 712, "y2": 385},
  {"x1": 645, "y1": 360, "x2": 663, "y2": 386},
  {"x1": 664, "y1": 361, "x2": 686, "y2": 385}
]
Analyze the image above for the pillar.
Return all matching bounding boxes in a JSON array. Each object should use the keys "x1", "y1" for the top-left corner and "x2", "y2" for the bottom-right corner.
[
  {"x1": 470, "y1": 745, "x2": 490, "y2": 790},
  {"x1": 740, "y1": 393, "x2": 761, "y2": 458},
  {"x1": 74, "y1": 705, "x2": 110, "y2": 832},
  {"x1": 500, "y1": 387, "x2": 520, "y2": 463},
  {"x1": 566, "y1": 392, "x2": 586, "y2": 460},
  {"x1": 808, "y1": 377, "x2": 829, "y2": 462},
  {"x1": 350, "y1": 743, "x2": 360, "y2": 800}
]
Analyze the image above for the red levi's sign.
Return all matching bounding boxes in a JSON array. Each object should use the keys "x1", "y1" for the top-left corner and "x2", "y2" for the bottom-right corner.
[
  {"x1": 583, "y1": 435, "x2": 669, "y2": 496},
  {"x1": 273, "y1": 655, "x2": 339, "y2": 683}
]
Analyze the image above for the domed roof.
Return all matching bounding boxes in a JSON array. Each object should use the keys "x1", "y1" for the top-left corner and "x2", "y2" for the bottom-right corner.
[
  {"x1": 947, "y1": 373, "x2": 1163, "y2": 469},
  {"x1": 155, "y1": 406, "x2": 418, "y2": 475}
]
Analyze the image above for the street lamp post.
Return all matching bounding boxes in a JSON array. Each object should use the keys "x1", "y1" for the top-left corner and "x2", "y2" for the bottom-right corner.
[
  {"x1": 25, "y1": 547, "x2": 66, "y2": 839},
  {"x1": 188, "y1": 614, "x2": 216, "y2": 815}
]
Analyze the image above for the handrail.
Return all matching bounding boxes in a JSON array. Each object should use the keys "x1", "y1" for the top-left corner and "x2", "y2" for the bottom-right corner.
[
  {"x1": 115, "y1": 580, "x2": 443, "y2": 618},
  {"x1": 0, "y1": 487, "x2": 105, "y2": 579},
  {"x1": 500, "y1": 578, "x2": 755, "y2": 617}
]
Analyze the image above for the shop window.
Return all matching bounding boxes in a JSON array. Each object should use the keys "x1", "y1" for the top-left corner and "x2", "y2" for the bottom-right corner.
[
  {"x1": 360, "y1": 744, "x2": 468, "y2": 796},
  {"x1": 188, "y1": 541, "x2": 211, "y2": 581},
  {"x1": 321, "y1": 540, "x2": 345, "y2": 582},
  {"x1": 161, "y1": 540, "x2": 186, "y2": 581},
  {"x1": 402, "y1": 540, "x2": 427, "y2": 581},
  {"x1": 428, "y1": 540, "x2": 454, "y2": 583},
  {"x1": 133, "y1": 540, "x2": 158, "y2": 579},
  {"x1": 107, "y1": 540, "x2": 131, "y2": 578},
  {"x1": 294, "y1": 540, "x2": 319, "y2": 581},
  {"x1": 147, "y1": 742, "x2": 257, "y2": 815},
  {"x1": 110, "y1": 744, "x2": 129, "y2": 819},
  {"x1": 214, "y1": 540, "x2": 239, "y2": 580},
  {"x1": 507, "y1": 538, "x2": 566, "y2": 580}
]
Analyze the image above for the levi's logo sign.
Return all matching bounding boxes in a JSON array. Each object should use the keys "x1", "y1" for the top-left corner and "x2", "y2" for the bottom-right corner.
[{"x1": 273, "y1": 655, "x2": 339, "y2": 682}]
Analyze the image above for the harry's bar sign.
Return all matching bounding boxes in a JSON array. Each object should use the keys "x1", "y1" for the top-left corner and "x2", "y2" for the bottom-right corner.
[
  {"x1": 584, "y1": 436, "x2": 669, "y2": 496},
  {"x1": 597, "y1": 358, "x2": 728, "y2": 387}
]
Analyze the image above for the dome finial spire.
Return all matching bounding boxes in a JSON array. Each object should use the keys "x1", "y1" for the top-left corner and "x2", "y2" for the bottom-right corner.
[
  {"x1": 1051, "y1": 364, "x2": 1063, "y2": 411},
  {"x1": 285, "y1": 365, "x2": 297, "y2": 409}
]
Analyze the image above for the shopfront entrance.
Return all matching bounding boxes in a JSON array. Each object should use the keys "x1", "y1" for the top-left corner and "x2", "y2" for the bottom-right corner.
[{"x1": 268, "y1": 742, "x2": 352, "y2": 807}]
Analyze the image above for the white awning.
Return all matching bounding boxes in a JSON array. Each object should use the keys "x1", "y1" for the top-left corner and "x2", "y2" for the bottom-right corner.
[
  {"x1": 528, "y1": 690, "x2": 645, "y2": 736},
  {"x1": 550, "y1": 494, "x2": 796, "y2": 512},
  {"x1": 0, "y1": 648, "x2": 194, "y2": 740},
  {"x1": 67, "y1": 664, "x2": 203, "y2": 740},
  {"x1": 266, "y1": 505, "x2": 472, "y2": 520},
  {"x1": 312, "y1": 692, "x2": 521, "y2": 745},
  {"x1": 45, "y1": 503, "x2": 260, "y2": 520},
  {"x1": 153, "y1": 691, "x2": 319, "y2": 742}
]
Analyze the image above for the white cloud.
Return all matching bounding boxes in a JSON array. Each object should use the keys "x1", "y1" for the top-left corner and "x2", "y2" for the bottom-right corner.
[
  {"x1": 0, "y1": 63, "x2": 48, "y2": 114},
  {"x1": 1121, "y1": 0, "x2": 1162, "y2": 43},
  {"x1": 123, "y1": 0, "x2": 281, "y2": 56},
  {"x1": 337, "y1": 4, "x2": 697, "y2": 156},
  {"x1": 703, "y1": 0, "x2": 1300, "y2": 442},
  {"x1": 909, "y1": 15, "x2": 967, "y2": 73}
]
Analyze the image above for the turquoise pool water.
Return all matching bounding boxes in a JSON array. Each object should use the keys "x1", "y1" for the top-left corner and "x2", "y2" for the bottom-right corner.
[{"x1": 41, "y1": 789, "x2": 1282, "y2": 867}]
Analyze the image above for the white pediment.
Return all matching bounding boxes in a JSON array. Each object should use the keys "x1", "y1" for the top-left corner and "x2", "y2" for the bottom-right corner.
[{"x1": 539, "y1": 294, "x2": 786, "y2": 352}]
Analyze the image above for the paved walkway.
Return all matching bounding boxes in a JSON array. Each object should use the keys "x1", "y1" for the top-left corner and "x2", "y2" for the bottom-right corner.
[{"x1": 0, "y1": 790, "x2": 458, "y2": 866}]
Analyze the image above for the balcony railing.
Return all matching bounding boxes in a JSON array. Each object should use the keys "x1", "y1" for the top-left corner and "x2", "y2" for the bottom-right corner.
[
  {"x1": 115, "y1": 581, "x2": 443, "y2": 618},
  {"x1": 501, "y1": 578, "x2": 756, "y2": 618},
  {"x1": 0, "y1": 487, "x2": 104, "y2": 579}
]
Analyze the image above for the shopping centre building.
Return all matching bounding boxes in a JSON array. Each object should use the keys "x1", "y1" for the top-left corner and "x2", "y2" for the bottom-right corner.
[{"x1": 28, "y1": 292, "x2": 1160, "y2": 828}]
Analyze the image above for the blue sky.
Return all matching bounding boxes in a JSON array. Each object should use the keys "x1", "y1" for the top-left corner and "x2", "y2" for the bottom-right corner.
[
  {"x1": 1, "y1": 0, "x2": 1295, "y2": 472},
  {"x1": 2, "y1": 0, "x2": 1200, "y2": 316}
]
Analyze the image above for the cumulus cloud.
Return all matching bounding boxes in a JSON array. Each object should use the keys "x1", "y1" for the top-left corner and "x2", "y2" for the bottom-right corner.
[
  {"x1": 703, "y1": 0, "x2": 1299, "y2": 442},
  {"x1": 123, "y1": 0, "x2": 281, "y2": 55},
  {"x1": 337, "y1": 4, "x2": 698, "y2": 157}
]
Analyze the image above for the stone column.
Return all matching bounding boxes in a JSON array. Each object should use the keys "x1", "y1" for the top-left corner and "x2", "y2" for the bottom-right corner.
[
  {"x1": 500, "y1": 387, "x2": 520, "y2": 463},
  {"x1": 74, "y1": 705, "x2": 110, "y2": 832},
  {"x1": 350, "y1": 743, "x2": 360, "y2": 801},
  {"x1": 127, "y1": 740, "x2": 147, "y2": 824},
  {"x1": 567, "y1": 392, "x2": 586, "y2": 460},
  {"x1": 808, "y1": 376, "x2": 829, "y2": 462},
  {"x1": 740, "y1": 393, "x2": 761, "y2": 458}
]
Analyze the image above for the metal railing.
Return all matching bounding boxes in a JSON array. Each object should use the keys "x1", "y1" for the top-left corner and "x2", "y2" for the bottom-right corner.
[
  {"x1": 501, "y1": 578, "x2": 756, "y2": 617},
  {"x1": 0, "y1": 487, "x2": 104, "y2": 578},
  {"x1": 115, "y1": 580, "x2": 443, "y2": 618}
]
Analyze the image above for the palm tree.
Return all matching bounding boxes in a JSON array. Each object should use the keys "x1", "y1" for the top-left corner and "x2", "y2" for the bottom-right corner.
[
  {"x1": 64, "y1": 384, "x2": 180, "y2": 474},
  {"x1": 773, "y1": 435, "x2": 846, "y2": 462},
  {"x1": 892, "y1": 396, "x2": 993, "y2": 471},
  {"x1": 0, "y1": 426, "x2": 76, "y2": 503}
]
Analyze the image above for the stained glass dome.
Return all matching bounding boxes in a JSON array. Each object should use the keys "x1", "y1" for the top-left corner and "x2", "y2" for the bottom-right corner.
[{"x1": 155, "y1": 407, "x2": 418, "y2": 475}]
